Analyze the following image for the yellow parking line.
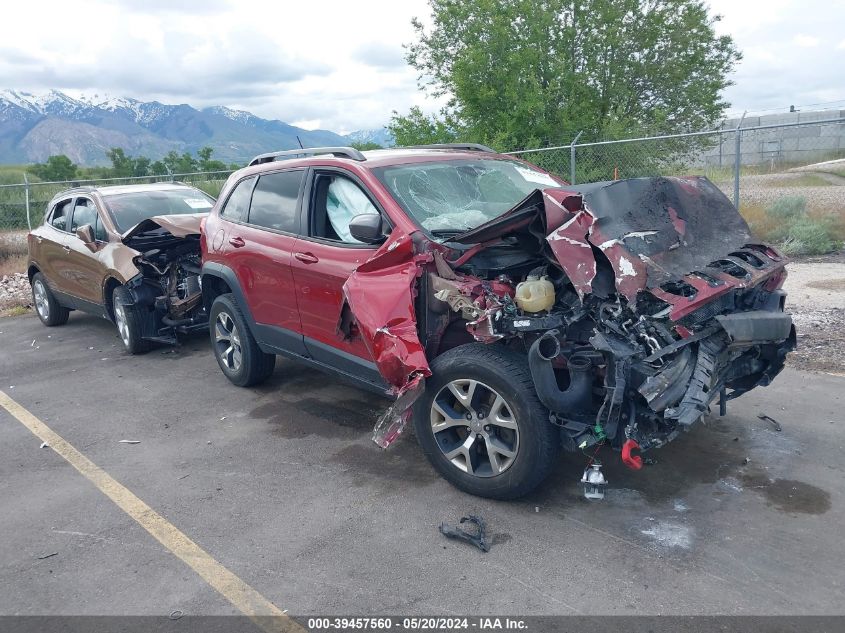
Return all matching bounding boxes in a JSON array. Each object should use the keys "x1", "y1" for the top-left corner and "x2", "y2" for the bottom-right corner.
[{"x1": 0, "y1": 390, "x2": 304, "y2": 633}]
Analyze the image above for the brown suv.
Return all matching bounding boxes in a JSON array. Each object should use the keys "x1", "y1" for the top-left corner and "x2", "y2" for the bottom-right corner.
[{"x1": 27, "y1": 183, "x2": 214, "y2": 353}]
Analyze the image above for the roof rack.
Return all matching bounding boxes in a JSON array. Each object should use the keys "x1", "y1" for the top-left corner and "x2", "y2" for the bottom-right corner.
[
  {"x1": 248, "y1": 147, "x2": 366, "y2": 166},
  {"x1": 401, "y1": 143, "x2": 497, "y2": 153}
]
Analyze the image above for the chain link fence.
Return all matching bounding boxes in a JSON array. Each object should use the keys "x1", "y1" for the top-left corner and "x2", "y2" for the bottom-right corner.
[
  {"x1": 507, "y1": 117, "x2": 844, "y2": 199},
  {"x1": 0, "y1": 170, "x2": 234, "y2": 232},
  {"x1": 506, "y1": 116, "x2": 845, "y2": 254}
]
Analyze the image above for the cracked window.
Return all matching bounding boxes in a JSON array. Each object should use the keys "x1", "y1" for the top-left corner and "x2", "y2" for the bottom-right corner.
[{"x1": 374, "y1": 159, "x2": 562, "y2": 233}]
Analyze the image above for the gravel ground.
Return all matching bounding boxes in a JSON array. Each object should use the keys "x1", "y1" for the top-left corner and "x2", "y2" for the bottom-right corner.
[
  {"x1": 782, "y1": 253, "x2": 845, "y2": 374},
  {"x1": 713, "y1": 173, "x2": 845, "y2": 212},
  {"x1": 0, "y1": 273, "x2": 30, "y2": 311}
]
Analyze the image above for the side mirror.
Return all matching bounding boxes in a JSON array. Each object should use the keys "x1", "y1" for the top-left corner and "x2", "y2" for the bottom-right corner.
[
  {"x1": 75, "y1": 224, "x2": 96, "y2": 245},
  {"x1": 348, "y1": 213, "x2": 385, "y2": 244}
]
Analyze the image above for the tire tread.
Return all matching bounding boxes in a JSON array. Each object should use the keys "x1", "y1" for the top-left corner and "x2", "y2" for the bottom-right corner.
[{"x1": 414, "y1": 343, "x2": 559, "y2": 500}]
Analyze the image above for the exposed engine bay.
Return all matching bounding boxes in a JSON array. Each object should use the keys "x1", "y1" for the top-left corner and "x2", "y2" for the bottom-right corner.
[
  {"x1": 344, "y1": 176, "x2": 795, "y2": 486},
  {"x1": 121, "y1": 215, "x2": 207, "y2": 343}
]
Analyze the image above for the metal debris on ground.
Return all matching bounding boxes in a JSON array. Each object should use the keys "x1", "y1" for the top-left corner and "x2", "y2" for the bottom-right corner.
[
  {"x1": 439, "y1": 515, "x2": 490, "y2": 553},
  {"x1": 39, "y1": 442, "x2": 48, "y2": 449},
  {"x1": 169, "y1": 610, "x2": 183, "y2": 620},
  {"x1": 37, "y1": 552, "x2": 58, "y2": 560},
  {"x1": 118, "y1": 440, "x2": 141, "y2": 444},
  {"x1": 757, "y1": 413, "x2": 783, "y2": 432}
]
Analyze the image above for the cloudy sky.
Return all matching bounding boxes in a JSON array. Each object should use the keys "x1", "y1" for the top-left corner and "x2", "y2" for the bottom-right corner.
[{"x1": 0, "y1": 0, "x2": 842, "y2": 132}]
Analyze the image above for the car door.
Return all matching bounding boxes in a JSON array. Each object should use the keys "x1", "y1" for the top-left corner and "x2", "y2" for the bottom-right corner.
[
  {"x1": 291, "y1": 168, "x2": 388, "y2": 373},
  {"x1": 36, "y1": 198, "x2": 76, "y2": 300},
  {"x1": 62, "y1": 196, "x2": 108, "y2": 309},
  {"x1": 216, "y1": 171, "x2": 307, "y2": 355}
]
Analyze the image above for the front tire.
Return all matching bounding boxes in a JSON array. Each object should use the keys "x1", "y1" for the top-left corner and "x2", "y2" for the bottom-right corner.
[
  {"x1": 413, "y1": 343, "x2": 560, "y2": 500},
  {"x1": 113, "y1": 286, "x2": 150, "y2": 354},
  {"x1": 209, "y1": 293, "x2": 275, "y2": 387},
  {"x1": 31, "y1": 273, "x2": 69, "y2": 327}
]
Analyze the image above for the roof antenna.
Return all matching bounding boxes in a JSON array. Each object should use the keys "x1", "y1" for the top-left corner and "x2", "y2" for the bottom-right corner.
[{"x1": 296, "y1": 135, "x2": 304, "y2": 149}]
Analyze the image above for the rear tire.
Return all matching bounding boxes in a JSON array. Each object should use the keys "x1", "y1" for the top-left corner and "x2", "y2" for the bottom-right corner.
[
  {"x1": 413, "y1": 343, "x2": 560, "y2": 500},
  {"x1": 113, "y1": 286, "x2": 150, "y2": 355},
  {"x1": 209, "y1": 293, "x2": 275, "y2": 387},
  {"x1": 31, "y1": 273, "x2": 69, "y2": 327}
]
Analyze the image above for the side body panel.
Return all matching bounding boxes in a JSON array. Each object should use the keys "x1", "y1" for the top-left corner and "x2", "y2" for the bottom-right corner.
[
  {"x1": 290, "y1": 239, "x2": 378, "y2": 363},
  {"x1": 202, "y1": 179, "x2": 307, "y2": 356}
]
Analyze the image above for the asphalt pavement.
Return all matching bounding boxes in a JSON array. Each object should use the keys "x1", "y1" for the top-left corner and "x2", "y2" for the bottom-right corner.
[{"x1": 0, "y1": 311, "x2": 842, "y2": 616}]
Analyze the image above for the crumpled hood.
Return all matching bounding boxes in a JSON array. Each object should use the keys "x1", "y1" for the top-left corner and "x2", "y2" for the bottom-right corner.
[
  {"x1": 447, "y1": 176, "x2": 784, "y2": 315},
  {"x1": 546, "y1": 176, "x2": 753, "y2": 297},
  {"x1": 121, "y1": 213, "x2": 206, "y2": 242}
]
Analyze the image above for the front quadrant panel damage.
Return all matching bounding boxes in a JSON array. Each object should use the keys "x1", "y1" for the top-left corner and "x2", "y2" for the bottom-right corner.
[
  {"x1": 341, "y1": 230, "x2": 432, "y2": 393},
  {"x1": 339, "y1": 174, "x2": 794, "y2": 490}
]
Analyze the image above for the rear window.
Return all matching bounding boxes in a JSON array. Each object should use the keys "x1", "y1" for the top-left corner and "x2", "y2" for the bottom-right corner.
[
  {"x1": 103, "y1": 189, "x2": 214, "y2": 232},
  {"x1": 219, "y1": 177, "x2": 255, "y2": 224},
  {"x1": 248, "y1": 170, "x2": 303, "y2": 232}
]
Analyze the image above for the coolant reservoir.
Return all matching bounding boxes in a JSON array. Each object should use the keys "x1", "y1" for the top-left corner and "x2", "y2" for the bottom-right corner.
[{"x1": 515, "y1": 275, "x2": 555, "y2": 313}]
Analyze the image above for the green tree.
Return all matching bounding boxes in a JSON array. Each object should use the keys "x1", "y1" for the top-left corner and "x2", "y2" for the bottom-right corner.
[
  {"x1": 106, "y1": 148, "x2": 133, "y2": 177},
  {"x1": 150, "y1": 160, "x2": 169, "y2": 176},
  {"x1": 30, "y1": 155, "x2": 78, "y2": 181},
  {"x1": 132, "y1": 156, "x2": 151, "y2": 177},
  {"x1": 389, "y1": 106, "x2": 457, "y2": 147},
  {"x1": 391, "y1": 0, "x2": 740, "y2": 150},
  {"x1": 197, "y1": 146, "x2": 227, "y2": 171},
  {"x1": 349, "y1": 141, "x2": 384, "y2": 151},
  {"x1": 106, "y1": 148, "x2": 151, "y2": 177},
  {"x1": 162, "y1": 151, "x2": 198, "y2": 174}
]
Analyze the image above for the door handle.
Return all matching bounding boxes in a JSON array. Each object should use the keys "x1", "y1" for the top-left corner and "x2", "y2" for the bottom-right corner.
[
  {"x1": 294, "y1": 252, "x2": 319, "y2": 264},
  {"x1": 228, "y1": 236, "x2": 245, "y2": 248}
]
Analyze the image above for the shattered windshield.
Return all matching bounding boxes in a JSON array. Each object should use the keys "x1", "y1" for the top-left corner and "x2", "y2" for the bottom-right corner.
[
  {"x1": 374, "y1": 159, "x2": 562, "y2": 233},
  {"x1": 103, "y1": 189, "x2": 215, "y2": 232}
]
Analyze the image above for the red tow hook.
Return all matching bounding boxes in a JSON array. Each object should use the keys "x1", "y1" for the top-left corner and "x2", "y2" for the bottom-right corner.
[{"x1": 621, "y1": 439, "x2": 643, "y2": 470}]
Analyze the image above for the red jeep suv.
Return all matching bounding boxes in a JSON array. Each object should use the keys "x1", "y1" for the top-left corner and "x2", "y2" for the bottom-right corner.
[{"x1": 201, "y1": 145, "x2": 794, "y2": 499}]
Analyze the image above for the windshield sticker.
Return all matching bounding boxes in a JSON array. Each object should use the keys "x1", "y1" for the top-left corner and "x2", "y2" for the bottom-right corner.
[
  {"x1": 184, "y1": 198, "x2": 213, "y2": 210},
  {"x1": 514, "y1": 165, "x2": 560, "y2": 187}
]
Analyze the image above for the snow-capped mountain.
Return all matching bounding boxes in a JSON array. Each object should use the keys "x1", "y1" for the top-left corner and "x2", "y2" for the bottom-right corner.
[
  {"x1": 346, "y1": 127, "x2": 395, "y2": 148},
  {"x1": 0, "y1": 89, "x2": 360, "y2": 165}
]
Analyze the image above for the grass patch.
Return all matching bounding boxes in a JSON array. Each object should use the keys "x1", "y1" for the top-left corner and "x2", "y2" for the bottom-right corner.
[
  {"x1": 742, "y1": 195, "x2": 844, "y2": 255},
  {"x1": 766, "y1": 195, "x2": 806, "y2": 220},
  {"x1": 0, "y1": 253, "x2": 27, "y2": 277},
  {"x1": 0, "y1": 305, "x2": 30, "y2": 317},
  {"x1": 0, "y1": 232, "x2": 27, "y2": 277},
  {"x1": 818, "y1": 166, "x2": 845, "y2": 179}
]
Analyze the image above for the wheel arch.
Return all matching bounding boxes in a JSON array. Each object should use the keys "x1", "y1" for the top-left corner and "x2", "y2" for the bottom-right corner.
[
  {"x1": 27, "y1": 264, "x2": 40, "y2": 282},
  {"x1": 102, "y1": 276, "x2": 124, "y2": 321},
  {"x1": 201, "y1": 262, "x2": 257, "y2": 327}
]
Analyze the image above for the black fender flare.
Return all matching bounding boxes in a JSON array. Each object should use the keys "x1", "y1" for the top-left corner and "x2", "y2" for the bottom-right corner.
[{"x1": 201, "y1": 261, "x2": 259, "y2": 330}]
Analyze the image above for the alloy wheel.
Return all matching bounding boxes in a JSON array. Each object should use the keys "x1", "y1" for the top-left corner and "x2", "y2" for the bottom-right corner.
[
  {"x1": 33, "y1": 280, "x2": 49, "y2": 320},
  {"x1": 114, "y1": 303, "x2": 131, "y2": 347},
  {"x1": 214, "y1": 311, "x2": 242, "y2": 371},
  {"x1": 430, "y1": 379, "x2": 520, "y2": 477}
]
